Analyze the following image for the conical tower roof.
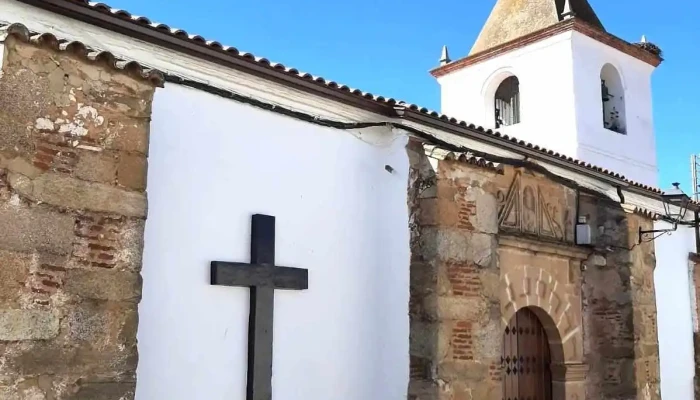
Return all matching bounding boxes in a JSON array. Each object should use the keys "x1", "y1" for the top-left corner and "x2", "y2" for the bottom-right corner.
[{"x1": 470, "y1": 0, "x2": 605, "y2": 55}]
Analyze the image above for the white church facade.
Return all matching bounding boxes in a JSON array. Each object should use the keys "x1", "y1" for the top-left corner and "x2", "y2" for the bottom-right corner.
[{"x1": 0, "y1": 0, "x2": 696, "y2": 399}]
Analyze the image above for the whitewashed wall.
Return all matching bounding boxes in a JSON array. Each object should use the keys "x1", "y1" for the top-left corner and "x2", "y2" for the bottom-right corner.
[
  {"x1": 436, "y1": 31, "x2": 658, "y2": 187},
  {"x1": 137, "y1": 83, "x2": 410, "y2": 399},
  {"x1": 437, "y1": 31, "x2": 579, "y2": 157},
  {"x1": 570, "y1": 32, "x2": 658, "y2": 187},
  {"x1": 654, "y1": 223, "x2": 696, "y2": 400}
]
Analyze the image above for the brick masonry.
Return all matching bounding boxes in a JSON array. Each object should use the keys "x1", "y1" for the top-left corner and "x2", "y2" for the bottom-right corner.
[
  {"x1": 407, "y1": 141, "x2": 661, "y2": 400},
  {"x1": 0, "y1": 35, "x2": 156, "y2": 399}
]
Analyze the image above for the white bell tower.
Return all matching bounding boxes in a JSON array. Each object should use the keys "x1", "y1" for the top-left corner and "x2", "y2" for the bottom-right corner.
[{"x1": 432, "y1": 0, "x2": 663, "y2": 186}]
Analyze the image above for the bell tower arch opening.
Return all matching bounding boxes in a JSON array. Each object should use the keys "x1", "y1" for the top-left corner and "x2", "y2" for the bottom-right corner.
[
  {"x1": 494, "y1": 76, "x2": 521, "y2": 128},
  {"x1": 600, "y1": 63, "x2": 627, "y2": 134}
]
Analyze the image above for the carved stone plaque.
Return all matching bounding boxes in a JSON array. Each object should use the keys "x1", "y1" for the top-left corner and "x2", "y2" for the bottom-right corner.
[{"x1": 496, "y1": 169, "x2": 575, "y2": 242}]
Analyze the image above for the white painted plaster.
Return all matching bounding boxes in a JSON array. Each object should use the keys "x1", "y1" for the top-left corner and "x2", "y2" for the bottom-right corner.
[
  {"x1": 137, "y1": 83, "x2": 410, "y2": 399},
  {"x1": 437, "y1": 31, "x2": 579, "y2": 158},
  {"x1": 437, "y1": 30, "x2": 659, "y2": 187},
  {"x1": 571, "y1": 32, "x2": 658, "y2": 187},
  {"x1": 654, "y1": 223, "x2": 696, "y2": 400}
]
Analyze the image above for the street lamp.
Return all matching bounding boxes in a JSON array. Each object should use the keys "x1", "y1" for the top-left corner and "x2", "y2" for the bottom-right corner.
[{"x1": 638, "y1": 183, "x2": 692, "y2": 243}]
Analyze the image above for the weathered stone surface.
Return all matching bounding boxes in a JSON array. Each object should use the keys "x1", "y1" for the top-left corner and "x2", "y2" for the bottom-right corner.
[
  {"x1": 64, "y1": 269, "x2": 141, "y2": 302},
  {"x1": 0, "y1": 38, "x2": 153, "y2": 399},
  {"x1": 67, "y1": 382, "x2": 135, "y2": 400},
  {"x1": 420, "y1": 228, "x2": 496, "y2": 266},
  {"x1": 0, "y1": 153, "x2": 42, "y2": 179},
  {"x1": 75, "y1": 151, "x2": 118, "y2": 184},
  {"x1": 475, "y1": 191, "x2": 498, "y2": 234},
  {"x1": 3, "y1": 341, "x2": 137, "y2": 377},
  {"x1": 0, "y1": 310, "x2": 59, "y2": 341},
  {"x1": 117, "y1": 153, "x2": 147, "y2": 190},
  {"x1": 9, "y1": 172, "x2": 146, "y2": 217},
  {"x1": 0, "y1": 202, "x2": 74, "y2": 254},
  {"x1": 0, "y1": 250, "x2": 32, "y2": 308}
]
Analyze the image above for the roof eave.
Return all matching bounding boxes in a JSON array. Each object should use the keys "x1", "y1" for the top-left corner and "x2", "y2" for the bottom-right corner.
[
  {"x1": 16, "y1": 0, "x2": 399, "y2": 117},
  {"x1": 396, "y1": 107, "x2": 673, "y2": 199},
  {"x1": 431, "y1": 19, "x2": 662, "y2": 78}
]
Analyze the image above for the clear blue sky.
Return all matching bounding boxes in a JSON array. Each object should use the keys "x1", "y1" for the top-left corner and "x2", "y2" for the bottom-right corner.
[{"x1": 108, "y1": 0, "x2": 699, "y2": 191}]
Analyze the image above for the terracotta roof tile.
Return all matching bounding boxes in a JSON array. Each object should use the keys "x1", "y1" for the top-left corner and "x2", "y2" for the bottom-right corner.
[
  {"x1": 398, "y1": 102, "x2": 663, "y2": 194},
  {"x1": 423, "y1": 144, "x2": 504, "y2": 173},
  {"x1": 38, "y1": 0, "x2": 666, "y2": 197},
  {"x1": 49, "y1": 0, "x2": 402, "y2": 107},
  {"x1": 0, "y1": 21, "x2": 164, "y2": 86}
]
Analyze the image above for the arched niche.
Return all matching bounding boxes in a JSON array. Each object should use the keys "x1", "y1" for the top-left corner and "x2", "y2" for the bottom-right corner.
[{"x1": 600, "y1": 63, "x2": 627, "y2": 134}]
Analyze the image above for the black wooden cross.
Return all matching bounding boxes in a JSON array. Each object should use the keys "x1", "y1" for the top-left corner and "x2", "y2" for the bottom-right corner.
[{"x1": 210, "y1": 214, "x2": 309, "y2": 400}]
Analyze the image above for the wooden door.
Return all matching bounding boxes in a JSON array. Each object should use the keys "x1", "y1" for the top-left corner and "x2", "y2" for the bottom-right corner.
[{"x1": 502, "y1": 307, "x2": 552, "y2": 400}]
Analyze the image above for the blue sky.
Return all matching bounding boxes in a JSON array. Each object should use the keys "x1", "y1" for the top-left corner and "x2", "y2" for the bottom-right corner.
[{"x1": 107, "y1": 0, "x2": 699, "y2": 191}]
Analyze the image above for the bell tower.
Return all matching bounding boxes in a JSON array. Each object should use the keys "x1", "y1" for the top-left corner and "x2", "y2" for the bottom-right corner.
[{"x1": 432, "y1": 0, "x2": 663, "y2": 186}]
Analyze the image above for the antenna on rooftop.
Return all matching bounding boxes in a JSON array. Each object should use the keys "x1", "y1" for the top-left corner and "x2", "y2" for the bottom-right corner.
[{"x1": 692, "y1": 154, "x2": 700, "y2": 201}]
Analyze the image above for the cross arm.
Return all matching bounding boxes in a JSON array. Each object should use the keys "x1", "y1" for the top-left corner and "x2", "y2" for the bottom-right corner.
[{"x1": 211, "y1": 262, "x2": 309, "y2": 290}]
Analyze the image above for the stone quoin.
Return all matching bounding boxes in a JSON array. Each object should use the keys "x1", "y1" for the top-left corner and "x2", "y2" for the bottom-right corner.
[{"x1": 0, "y1": 0, "x2": 694, "y2": 399}]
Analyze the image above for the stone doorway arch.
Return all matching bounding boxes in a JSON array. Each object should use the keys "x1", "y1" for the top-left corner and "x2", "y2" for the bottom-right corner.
[{"x1": 501, "y1": 262, "x2": 589, "y2": 399}]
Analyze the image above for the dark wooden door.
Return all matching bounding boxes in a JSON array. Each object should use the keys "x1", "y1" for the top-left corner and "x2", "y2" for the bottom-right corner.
[{"x1": 502, "y1": 307, "x2": 552, "y2": 400}]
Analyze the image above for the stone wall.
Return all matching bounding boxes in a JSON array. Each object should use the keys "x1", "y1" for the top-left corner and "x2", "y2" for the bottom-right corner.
[
  {"x1": 690, "y1": 253, "x2": 700, "y2": 399},
  {"x1": 579, "y1": 196, "x2": 661, "y2": 400},
  {"x1": 407, "y1": 141, "x2": 660, "y2": 400},
  {"x1": 0, "y1": 34, "x2": 156, "y2": 399},
  {"x1": 407, "y1": 142, "x2": 503, "y2": 400}
]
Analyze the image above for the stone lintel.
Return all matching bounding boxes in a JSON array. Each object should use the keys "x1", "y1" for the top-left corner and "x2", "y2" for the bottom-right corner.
[{"x1": 499, "y1": 235, "x2": 590, "y2": 260}]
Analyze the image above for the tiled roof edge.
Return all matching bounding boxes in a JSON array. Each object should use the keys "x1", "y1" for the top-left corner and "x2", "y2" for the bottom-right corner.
[
  {"x1": 0, "y1": 21, "x2": 165, "y2": 86},
  {"x1": 17, "y1": 0, "x2": 401, "y2": 114},
  {"x1": 18, "y1": 0, "x2": 671, "y2": 199},
  {"x1": 432, "y1": 19, "x2": 662, "y2": 78},
  {"x1": 423, "y1": 144, "x2": 504, "y2": 174},
  {"x1": 397, "y1": 105, "x2": 665, "y2": 196}
]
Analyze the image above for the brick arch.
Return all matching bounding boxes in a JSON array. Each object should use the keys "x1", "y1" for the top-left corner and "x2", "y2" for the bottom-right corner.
[{"x1": 500, "y1": 266, "x2": 582, "y2": 364}]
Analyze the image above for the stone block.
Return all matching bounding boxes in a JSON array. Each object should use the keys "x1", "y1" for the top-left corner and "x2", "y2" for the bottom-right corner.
[
  {"x1": 66, "y1": 302, "x2": 138, "y2": 348},
  {"x1": 0, "y1": 203, "x2": 74, "y2": 255},
  {"x1": 437, "y1": 360, "x2": 489, "y2": 382},
  {"x1": 469, "y1": 232, "x2": 497, "y2": 267},
  {"x1": 434, "y1": 296, "x2": 486, "y2": 321},
  {"x1": 420, "y1": 229, "x2": 496, "y2": 266},
  {"x1": 475, "y1": 191, "x2": 498, "y2": 234},
  {"x1": 9, "y1": 172, "x2": 146, "y2": 218},
  {"x1": 64, "y1": 269, "x2": 141, "y2": 302},
  {"x1": 74, "y1": 151, "x2": 117, "y2": 184},
  {"x1": 0, "y1": 250, "x2": 32, "y2": 308},
  {"x1": 4, "y1": 341, "x2": 136, "y2": 377},
  {"x1": 105, "y1": 119, "x2": 150, "y2": 155},
  {"x1": 0, "y1": 310, "x2": 59, "y2": 341},
  {"x1": 67, "y1": 382, "x2": 135, "y2": 400},
  {"x1": 116, "y1": 153, "x2": 147, "y2": 191},
  {"x1": 418, "y1": 198, "x2": 458, "y2": 228}
]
